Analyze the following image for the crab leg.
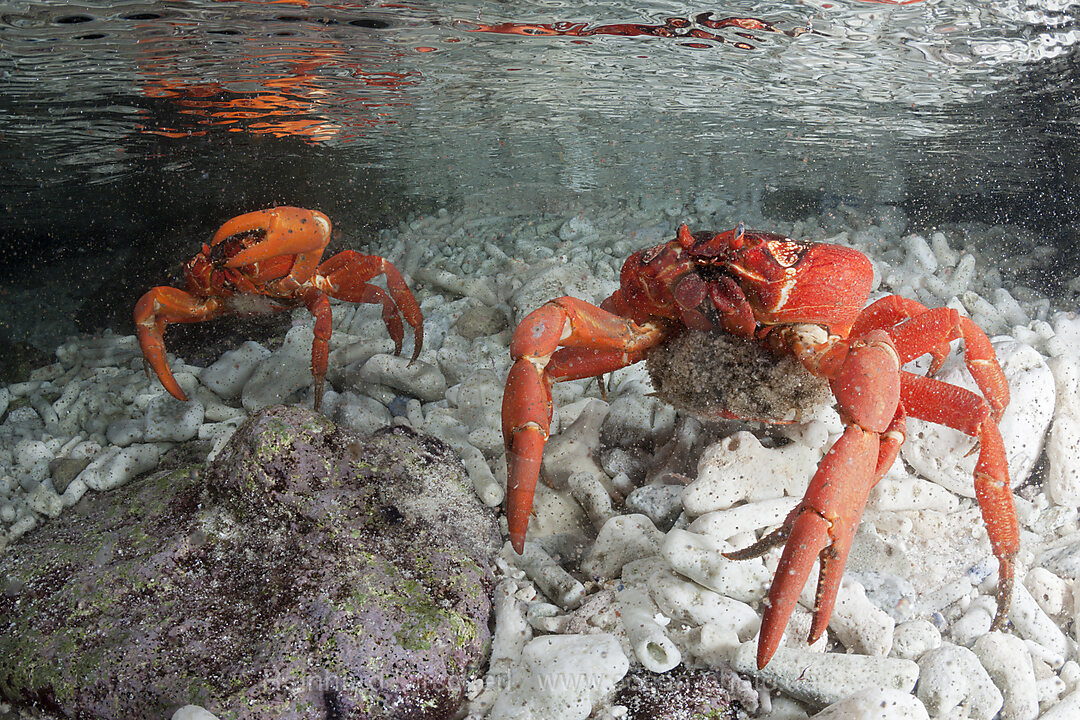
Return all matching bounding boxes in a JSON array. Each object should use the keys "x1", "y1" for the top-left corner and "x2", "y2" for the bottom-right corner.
[
  {"x1": 503, "y1": 297, "x2": 665, "y2": 552},
  {"x1": 133, "y1": 287, "x2": 224, "y2": 401},
  {"x1": 854, "y1": 296, "x2": 1009, "y2": 420},
  {"x1": 315, "y1": 251, "x2": 424, "y2": 362},
  {"x1": 726, "y1": 330, "x2": 903, "y2": 668},
  {"x1": 902, "y1": 371, "x2": 1017, "y2": 630},
  {"x1": 217, "y1": 207, "x2": 332, "y2": 294}
]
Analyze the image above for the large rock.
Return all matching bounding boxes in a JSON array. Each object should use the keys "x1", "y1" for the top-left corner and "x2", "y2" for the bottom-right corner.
[{"x1": 0, "y1": 405, "x2": 499, "y2": 720}]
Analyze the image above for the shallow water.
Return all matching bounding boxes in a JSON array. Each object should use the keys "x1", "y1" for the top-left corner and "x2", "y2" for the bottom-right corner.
[
  {"x1": 2, "y1": 1, "x2": 1080, "y2": 719},
  {"x1": 2, "y1": 1, "x2": 1080, "y2": 297}
]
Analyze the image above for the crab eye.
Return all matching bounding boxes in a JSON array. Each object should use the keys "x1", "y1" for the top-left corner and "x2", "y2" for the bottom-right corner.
[
  {"x1": 640, "y1": 243, "x2": 667, "y2": 264},
  {"x1": 731, "y1": 223, "x2": 745, "y2": 249}
]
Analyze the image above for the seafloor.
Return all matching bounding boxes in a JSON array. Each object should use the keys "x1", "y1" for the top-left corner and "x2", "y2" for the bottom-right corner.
[{"x1": 2, "y1": 192, "x2": 1080, "y2": 719}]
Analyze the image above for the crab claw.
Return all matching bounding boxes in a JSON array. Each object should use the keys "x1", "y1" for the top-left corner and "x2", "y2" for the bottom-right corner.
[
  {"x1": 726, "y1": 330, "x2": 903, "y2": 668},
  {"x1": 134, "y1": 286, "x2": 223, "y2": 400},
  {"x1": 217, "y1": 207, "x2": 332, "y2": 293}
]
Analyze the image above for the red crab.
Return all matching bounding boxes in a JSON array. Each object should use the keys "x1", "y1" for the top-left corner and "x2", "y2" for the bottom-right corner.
[
  {"x1": 502, "y1": 223, "x2": 1017, "y2": 669},
  {"x1": 134, "y1": 206, "x2": 423, "y2": 412}
]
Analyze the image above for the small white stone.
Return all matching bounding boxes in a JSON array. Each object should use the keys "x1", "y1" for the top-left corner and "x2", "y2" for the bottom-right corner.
[
  {"x1": 867, "y1": 474, "x2": 959, "y2": 513},
  {"x1": 950, "y1": 594, "x2": 996, "y2": 647},
  {"x1": 973, "y1": 631, "x2": 1039, "y2": 720},
  {"x1": 732, "y1": 642, "x2": 919, "y2": 708},
  {"x1": 683, "y1": 432, "x2": 819, "y2": 515},
  {"x1": 26, "y1": 484, "x2": 63, "y2": 518},
  {"x1": 171, "y1": 706, "x2": 222, "y2": 720},
  {"x1": 1025, "y1": 567, "x2": 1068, "y2": 617},
  {"x1": 582, "y1": 514, "x2": 663, "y2": 580},
  {"x1": 1011, "y1": 581, "x2": 1069, "y2": 662},
  {"x1": 649, "y1": 568, "x2": 759, "y2": 639},
  {"x1": 829, "y1": 578, "x2": 896, "y2": 658},
  {"x1": 105, "y1": 418, "x2": 145, "y2": 447},
  {"x1": 890, "y1": 619, "x2": 941, "y2": 661},
  {"x1": 507, "y1": 541, "x2": 585, "y2": 609},
  {"x1": 356, "y1": 354, "x2": 446, "y2": 402},
  {"x1": 917, "y1": 643, "x2": 1002, "y2": 720},
  {"x1": 689, "y1": 496, "x2": 799, "y2": 542},
  {"x1": 334, "y1": 391, "x2": 391, "y2": 435},
  {"x1": 811, "y1": 688, "x2": 929, "y2": 720},
  {"x1": 487, "y1": 634, "x2": 629, "y2": 720},
  {"x1": 60, "y1": 478, "x2": 87, "y2": 507},
  {"x1": 1043, "y1": 690, "x2": 1080, "y2": 720},
  {"x1": 1046, "y1": 355, "x2": 1080, "y2": 507},
  {"x1": 144, "y1": 394, "x2": 204, "y2": 442},
  {"x1": 242, "y1": 325, "x2": 317, "y2": 411},
  {"x1": 199, "y1": 340, "x2": 270, "y2": 399},
  {"x1": 661, "y1": 528, "x2": 770, "y2": 603},
  {"x1": 76, "y1": 444, "x2": 162, "y2": 492},
  {"x1": 617, "y1": 585, "x2": 681, "y2": 673},
  {"x1": 542, "y1": 400, "x2": 609, "y2": 489}
]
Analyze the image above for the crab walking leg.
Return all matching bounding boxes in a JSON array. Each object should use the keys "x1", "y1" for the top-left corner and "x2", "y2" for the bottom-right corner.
[
  {"x1": 850, "y1": 295, "x2": 951, "y2": 371},
  {"x1": 133, "y1": 286, "x2": 224, "y2": 401},
  {"x1": 855, "y1": 297, "x2": 1010, "y2": 421},
  {"x1": 902, "y1": 371, "x2": 1018, "y2": 629},
  {"x1": 297, "y1": 286, "x2": 332, "y2": 413},
  {"x1": 887, "y1": 307, "x2": 1010, "y2": 421},
  {"x1": 502, "y1": 297, "x2": 665, "y2": 553},
  {"x1": 315, "y1": 251, "x2": 424, "y2": 361},
  {"x1": 220, "y1": 207, "x2": 331, "y2": 294}
]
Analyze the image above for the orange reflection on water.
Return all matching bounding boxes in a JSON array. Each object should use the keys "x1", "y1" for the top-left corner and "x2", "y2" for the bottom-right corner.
[
  {"x1": 457, "y1": 12, "x2": 815, "y2": 49},
  {"x1": 136, "y1": 35, "x2": 420, "y2": 143}
]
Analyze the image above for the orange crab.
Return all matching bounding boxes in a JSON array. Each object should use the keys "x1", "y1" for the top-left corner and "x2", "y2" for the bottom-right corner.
[
  {"x1": 502, "y1": 223, "x2": 1017, "y2": 669},
  {"x1": 134, "y1": 206, "x2": 423, "y2": 412}
]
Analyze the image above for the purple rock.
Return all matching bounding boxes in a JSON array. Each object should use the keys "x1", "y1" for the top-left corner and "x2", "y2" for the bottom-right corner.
[{"x1": 0, "y1": 405, "x2": 499, "y2": 719}]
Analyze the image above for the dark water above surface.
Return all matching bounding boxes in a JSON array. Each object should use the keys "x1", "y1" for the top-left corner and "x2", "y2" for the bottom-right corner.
[{"x1": 1, "y1": 0, "x2": 1079, "y2": 356}]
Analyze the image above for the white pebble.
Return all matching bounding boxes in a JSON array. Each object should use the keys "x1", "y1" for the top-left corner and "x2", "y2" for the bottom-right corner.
[
  {"x1": 931, "y1": 231, "x2": 959, "y2": 267},
  {"x1": 1046, "y1": 355, "x2": 1080, "y2": 507},
  {"x1": 829, "y1": 578, "x2": 895, "y2": 658},
  {"x1": 867, "y1": 474, "x2": 959, "y2": 513},
  {"x1": 917, "y1": 643, "x2": 1002, "y2": 720},
  {"x1": 1040, "y1": 689, "x2": 1080, "y2": 720},
  {"x1": 543, "y1": 400, "x2": 609, "y2": 489},
  {"x1": 616, "y1": 586, "x2": 681, "y2": 673},
  {"x1": 732, "y1": 642, "x2": 919, "y2": 708},
  {"x1": 241, "y1": 325, "x2": 317, "y2": 411},
  {"x1": 26, "y1": 484, "x2": 63, "y2": 518},
  {"x1": 76, "y1": 444, "x2": 162, "y2": 492},
  {"x1": 890, "y1": 619, "x2": 941, "y2": 661},
  {"x1": 973, "y1": 631, "x2": 1039, "y2": 720},
  {"x1": 683, "y1": 432, "x2": 818, "y2": 514},
  {"x1": 105, "y1": 418, "x2": 145, "y2": 446},
  {"x1": 948, "y1": 253, "x2": 976, "y2": 296},
  {"x1": 689, "y1": 496, "x2": 799, "y2": 541},
  {"x1": 488, "y1": 634, "x2": 628, "y2": 720},
  {"x1": 508, "y1": 541, "x2": 585, "y2": 609},
  {"x1": 1025, "y1": 567, "x2": 1068, "y2": 617},
  {"x1": 811, "y1": 688, "x2": 929, "y2": 720},
  {"x1": 144, "y1": 394, "x2": 204, "y2": 442},
  {"x1": 661, "y1": 528, "x2": 770, "y2": 603},
  {"x1": 1011, "y1": 581, "x2": 1069, "y2": 663},
  {"x1": 649, "y1": 568, "x2": 759, "y2": 639},
  {"x1": 171, "y1": 706, "x2": 221, "y2": 720},
  {"x1": 356, "y1": 354, "x2": 446, "y2": 402},
  {"x1": 199, "y1": 340, "x2": 270, "y2": 399},
  {"x1": 581, "y1": 514, "x2": 663, "y2": 580},
  {"x1": 568, "y1": 471, "x2": 615, "y2": 531}
]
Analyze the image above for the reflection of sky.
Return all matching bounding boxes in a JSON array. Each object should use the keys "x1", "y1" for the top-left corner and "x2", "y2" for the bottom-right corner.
[{"x1": 0, "y1": 0, "x2": 1076, "y2": 199}]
